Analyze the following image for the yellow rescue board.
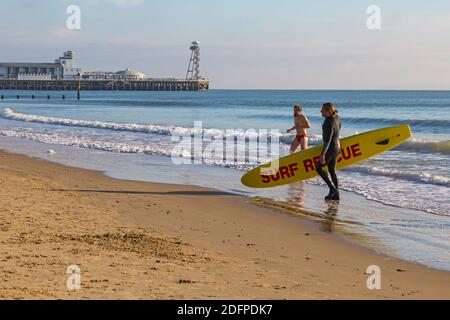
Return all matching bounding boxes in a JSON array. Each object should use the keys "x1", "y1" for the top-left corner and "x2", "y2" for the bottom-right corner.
[{"x1": 241, "y1": 124, "x2": 412, "y2": 188}]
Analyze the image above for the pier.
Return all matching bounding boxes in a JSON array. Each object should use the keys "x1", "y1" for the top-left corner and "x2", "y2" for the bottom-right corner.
[
  {"x1": 0, "y1": 79, "x2": 209, "y2": 91},
  {"x1": 0, "y1": 42, "x2": 210, "y2": 92}
]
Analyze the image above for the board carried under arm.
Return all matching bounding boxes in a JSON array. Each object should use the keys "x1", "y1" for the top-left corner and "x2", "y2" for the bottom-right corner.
[{"x1": 241, "y1": 124, "x2": 412, "y2": 188}]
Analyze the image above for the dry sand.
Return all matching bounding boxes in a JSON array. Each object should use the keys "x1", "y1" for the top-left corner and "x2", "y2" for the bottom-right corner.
[{"x1": 0, "y1": 150, "x2": 448, "y2": 299}]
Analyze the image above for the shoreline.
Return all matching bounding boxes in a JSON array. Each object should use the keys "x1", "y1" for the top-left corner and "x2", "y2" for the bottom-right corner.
[{"x1": 0, "y1": 149, "x2": 449, "y2": 299}]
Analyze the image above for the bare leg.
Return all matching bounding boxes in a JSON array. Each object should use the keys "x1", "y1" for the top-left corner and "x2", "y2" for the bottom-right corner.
[
  {"x1": 290, "y1": 137, "x2": 301, "y2": 153},
  {"x1": 300, "y1": 137, "x2": 308, "y2": 151}
]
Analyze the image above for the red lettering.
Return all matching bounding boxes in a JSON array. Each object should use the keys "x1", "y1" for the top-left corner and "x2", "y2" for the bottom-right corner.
[
  {"x1": 280, "y1": 166, "x2": 290, "y2": 179},
  {"x1": 313, "y1": 156, "x2": 320, "y2": 165},
  {"x1": 261, "y1": 144, "x2": 363, "y2": 185},
  {"x1": 289, "y1": 163, "x2": 298, "y2": 176},
  {"x1": 351, "y1": 143, "x2": 362, "y2": 157},
  {"x1": 303, "y1": 159, "x2": 315, "y2": 173},
  {"x1": 341, "y1": 146, "x2": 352, "y2": 160},
  {"x1": 271, "y1": 172, "x2": 281, "y2": 181}
]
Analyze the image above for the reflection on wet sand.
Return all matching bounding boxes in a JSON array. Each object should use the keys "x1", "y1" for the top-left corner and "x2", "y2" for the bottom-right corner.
[
  {"x1": 286, "y1": 182, "x2": 306, "y2": 207},
  {"x1": 319, "y1": 200, "x2": 339, "y2": 233},
  {"x1": 251, "y1": 188, "x2": 381, "y2": 264},
  {"x1": 287, "y1": 182, "x2": 340, "y2": 233}
]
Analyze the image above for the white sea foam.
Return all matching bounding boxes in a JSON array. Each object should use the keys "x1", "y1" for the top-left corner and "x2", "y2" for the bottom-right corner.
[
  {"x1": 394, "y1": 139, "x2": 450, "y2": 155},
  {"x1": 0, "y1": 127, "x2": 266, "y2": 170},
  {"x1": 4, "y1": 108, "x2": 450, "y2": 155},
  {"x1": 2, "y1": 107, "x2": 323, "y2": 145},
  {"x1": 0, "y1": 128, "x2": 174, "y2": 156},
  {"x1": 345, "y1": 166, "x2": 450, "y2": 187},
  {"x1": 3, "y1": 107, "x2": 178, "y2": 135}
]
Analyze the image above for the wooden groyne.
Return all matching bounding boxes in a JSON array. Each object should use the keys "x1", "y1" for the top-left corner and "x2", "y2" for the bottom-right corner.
[{"x1": 0, "y1": 79, "x2": 209, "y2": 91}]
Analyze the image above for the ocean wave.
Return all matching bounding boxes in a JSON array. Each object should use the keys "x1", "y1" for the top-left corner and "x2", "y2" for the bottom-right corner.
[
  {"x1": 0, "y1": 128, "x2": 268, "y2": 170},
  {"x1": 247, "y1": 114, "x2": 450, "y2": 128},
  {"x1": 279, "y1": 134, "x2": 322, "y2": 145},
  {"x1": 0, "y1": 128, "x2": 174, "y2": 156},
  {"x1": 344, "y1": 166, "x2": 450, "y2": 187},
  {"x1": 2, "y1": 126, "x2": 448, "y2": 188},
  {"x1": 3, "y1": 108, "x2": 449, "y2": 156},
  {"x1": 75, "y1": 99, "x2": 204, "y2": 108},
  {"x1": 394, "y1": 139, "x2": 450, "y2": 155},
  {"x1": 2, "y1": 107, "x2": 178, "y2": 135},
  {"x1": 308, "y1": 174, "x2": 450, "y2": 216},
  {"x1": 344, "y1": 117, "x2": 450, "y2": 128},
  {"x1": 2, "y1": 107, "x2": 324, "y2": 144}
]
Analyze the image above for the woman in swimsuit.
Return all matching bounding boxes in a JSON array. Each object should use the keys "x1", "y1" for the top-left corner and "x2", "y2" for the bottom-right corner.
[{"x1": 287, "y1": 104, "x2": 312, "y2": 153}]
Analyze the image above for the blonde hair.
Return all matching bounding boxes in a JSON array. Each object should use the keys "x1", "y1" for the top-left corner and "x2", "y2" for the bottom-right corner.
[{"x1": 294, "y1": 104, "x2": 302, "y2": 117}]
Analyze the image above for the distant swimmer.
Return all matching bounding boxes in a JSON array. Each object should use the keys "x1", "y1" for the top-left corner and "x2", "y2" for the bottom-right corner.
[
  {"x1": 287, "y1": 104, "x2": 312, "y2": 153},
  {"x1": 316, "y1": 102, "x2": 341, "y2": 201}
]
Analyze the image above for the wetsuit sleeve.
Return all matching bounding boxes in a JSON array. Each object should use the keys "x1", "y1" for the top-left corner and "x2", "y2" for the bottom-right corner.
[{"x1": 321, "y1": 120, "x2": 333, "y2": 155}]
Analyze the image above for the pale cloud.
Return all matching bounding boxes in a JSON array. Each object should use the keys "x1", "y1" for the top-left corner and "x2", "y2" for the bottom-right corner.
[
  {"x1": 105, "y1": 0, "x2": 144, "y2": 6},
  {"x1": 49, "y1": 26, "x2": 81, "y2": 38},
  {"x1": 69, "y1": 0, "x2": 144, "y2": 7}
]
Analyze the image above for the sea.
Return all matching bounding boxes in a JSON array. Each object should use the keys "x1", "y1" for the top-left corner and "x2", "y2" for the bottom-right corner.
[{"x1": 0, "y1": 90, "x2": 449, "y2": 270}]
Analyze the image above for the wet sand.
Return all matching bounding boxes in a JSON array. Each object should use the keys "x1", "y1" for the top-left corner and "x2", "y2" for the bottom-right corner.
[{"x1": 0, "y1": 150, "x2": 448, "y2": 299}]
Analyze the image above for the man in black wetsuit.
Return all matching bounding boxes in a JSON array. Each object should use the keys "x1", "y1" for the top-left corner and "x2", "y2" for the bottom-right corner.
[{"x1": 316, "y1": 102, "x2": 341, "y2": 201}]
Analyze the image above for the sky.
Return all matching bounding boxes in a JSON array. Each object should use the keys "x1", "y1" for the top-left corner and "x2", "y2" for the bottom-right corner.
[{"x1": 1, "y1": 0, "x2": 449, "y2": 89}]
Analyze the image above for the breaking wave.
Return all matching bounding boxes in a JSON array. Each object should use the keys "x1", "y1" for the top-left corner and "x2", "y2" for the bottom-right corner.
[
  {"x1": 4, "y1": 108, "x2": 449, "y2": 156},
  {"x1": 2, "y1": 107, "x2": 324, "y2": 145},
  {"x1": 345, "y1": 166, "x2": 450, "y2": 187},
  {"x1": 394, "y1": 139, "x2": 450, "y2": 155}
]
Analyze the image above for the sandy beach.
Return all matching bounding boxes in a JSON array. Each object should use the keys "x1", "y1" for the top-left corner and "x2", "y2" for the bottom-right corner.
[{"x1": 0, "y1": 149, "x2": 448, "y2": 299}]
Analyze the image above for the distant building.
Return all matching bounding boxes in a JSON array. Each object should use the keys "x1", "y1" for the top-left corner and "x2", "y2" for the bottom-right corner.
[
  {"x1": 0, "y1": 61, "x2": 64, "y2": 80},
  {"x1": 17, "y1": 73, "x2": 52, "y2": 80},
  {"x1": 82, "y1": 69, "x2": 146, "y2": 81},
  {"x1": 0, "y1": 51, "x2": 145, "y2": 81},
  {"x1": 0, "y1": 50, "x2": 80, "y2": 80},
  {"x1": 0, "y1": 44, "x2": 209, "y2": 91},
  {"x1": 55, "y1": 51, "x2": 82, "y2": 80}
]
